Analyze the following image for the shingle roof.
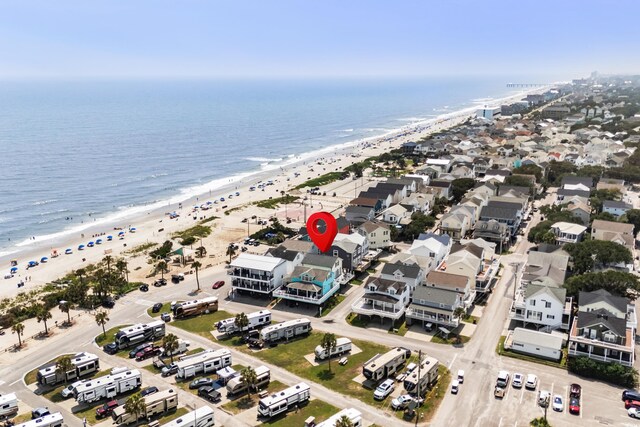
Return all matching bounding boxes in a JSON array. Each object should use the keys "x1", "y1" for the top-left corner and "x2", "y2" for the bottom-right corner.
[
  {"x1": 266, "y1": 246, "x2": 301, "y2": 262},
  {"x1": 359, "y1": 220, "x2": 389, "y2": 233},
  {"x1": 603, "y1": 200, "x2": 632, "y2": 210},
  {"x1": 480, "y1": 205, "x2": 518, "y2": 220},
  {"x1": 577, "y1": 309, "x2": 627, "y2": 337},
  {"x1": 561, "y1": 176, "x2": 594, "y2": 188},
  {"x1": 578, "y1": 289, "x2": 628, "y2": 314},
  {"x1": 365, "y1": 276, "x2": 407, "y2": 294},
  {"x1": 592, "y1": 219, "x2": 634, "y2": 234},
  {"x1": 301, "y1": 253, "x2": 339, "y2": 269},
  {"x1": 412, "y1": 286, "x2": 458, "y2": 306},
  {"x1": 380, "y1": 262, "x2": 422, "y2": 279},
  {"x1": 450, "y1": 242, "x2": 483, "y2": 259},
  {"x1": 426, "y1": 270, "x2": 469, "y2": 290},
  {"x1": 525, "y1": 283, "x2": 566, "y2": 302}
]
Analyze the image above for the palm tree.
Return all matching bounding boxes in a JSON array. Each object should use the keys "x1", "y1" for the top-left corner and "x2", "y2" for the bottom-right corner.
[
  {"x1": 162, "y1": 333, "x2": 179, "y2": 363},
  {"x1": 103, "y1": 255, "x2": 114, "y2": 273},
  {"x1": 241, "y1": 366, "x2": 258, "y2": 398},
  {"x1": 321, "y1": 333, "x2": 337, "y2": 373},
  {"x1": 453, "y1": 306, "x2": 466, "y2": 343},
  {"x1": 226, "y1": 245, "x2": 236, "y2": 263},
  {"x1": 95, "y1": 310, "x2": 110, "y2": 338},
  {"x1": 11, "y1": 322, "x2": 25, "y2": 348},
  {"x1": 115, "y1": 259, "x2": 129, "y2": 282},
  {"x1": 195, "y1": 246, "x2": 207, "y2": 258},
  {"x1": 55, "y1": 355, "x2": 74, "y2": 383},
  {"x1": 235, "y1": 312, "x2": 249, "y2": 334},
  {"x1": 75, "y1": 268, "x2": 86, "y2": 286},
  {"x1": 124, "y1": 394, "x2": 146, "y2": 423},
  {"x1": 60, "y1": 301, "x2": 73, "y2": 325},
  {"x1": 157, "y1": 261, "x2": 168, "y2": 280},
  {"x1": 36, "y1": 305, "x2": 52, "y2": 335},
  {"x1": 335, "y1": 415, "x2": 355, "y2": 427},
  {"x1": 192, "y1": 261, "x2": 202, "y2": 292}
]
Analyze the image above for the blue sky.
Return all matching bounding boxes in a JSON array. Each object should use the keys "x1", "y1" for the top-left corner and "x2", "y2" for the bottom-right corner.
[{"x1": 0, "y1": 0, "x2": 638, "y2": 79}]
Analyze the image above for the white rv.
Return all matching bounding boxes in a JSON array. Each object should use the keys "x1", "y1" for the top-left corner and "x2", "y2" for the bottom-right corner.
[
  {"x1": 226, "y1": 365, "x2": 270, "y2": 396},
  {"x1": 112, "y1": 389, "x2": 178, "y2": 425},
  {"x1": 314, "y1": 337, "x2": 352, "y2": 360},
  {"x1": 216, "y1": 310, "x2": 272, "y2": 334},
  {"x1": 161, "y1": 407, "x2": 214, "y2": 427},
  {"x1": 404, "y1": 356, "x2": 439, "y2": 395},
  {"x1": 259, "y1": 318, "x2": 312, "y2": 344},
  {"x1": 175, "y1": 349, "x2": 232, "y2": 379},
  {"x1": 316, "y1": 408, "x2": 363, "y2": 427},
  {"x1": 37, "y1": 352, "x2": 100, "y2": 386},
  {"x1": 15, "y1": 413, "x2": 64, "y2": 427},
  {"x1": 73, "y1": 369, "x2": 142, "y2": 403},
  {"x1": 257, "y1": 382, "x2": 310, "y2": 419},
  {"x1": 363, "y1": 347, "x2": 411, "y2": 381},
  {"x1": 0, "y1": 393, "x2": 18, "y2": 419},
  {"x1": 162, "y1": 339, "x2": 190, "y2": 357},
  {"x1": 173, "y1": 297, "x2": 218, "y2": 319},
  {"x1": 115, "y1": 320, "x2": 165, "y2": 349}
]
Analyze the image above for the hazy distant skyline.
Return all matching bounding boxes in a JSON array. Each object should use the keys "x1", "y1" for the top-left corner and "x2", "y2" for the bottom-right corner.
[{"x1": 1, "y1": 0, "x2": 638, "y2": 80}]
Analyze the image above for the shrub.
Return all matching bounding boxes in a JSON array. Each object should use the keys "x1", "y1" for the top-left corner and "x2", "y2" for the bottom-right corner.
[{"x1": 567, "y1": 356, "x2": 638, "y2": 388}]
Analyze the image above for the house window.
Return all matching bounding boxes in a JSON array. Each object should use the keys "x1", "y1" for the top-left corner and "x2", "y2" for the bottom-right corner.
[
  {"x1": 603, "y1": 332, "x2": 617, "y2": 343},
  {"x1": 333, "y1": 250, "x2": 339, "y2": 257},
  {"x1": 545, "y1": 301, "x2": 551, "y2": 308},
  {"x1": 546, "y1": 315, "x2": 555, "y2": 319},
  {"x1": 369, "y1": 285, "x2": 376, "y2": 292},
  {"x1": 439, "y1": 303, "x2": 445, "y2": 308},
  {"x1": 530, "y1": 300, "x2": 536, "y2": 306}
]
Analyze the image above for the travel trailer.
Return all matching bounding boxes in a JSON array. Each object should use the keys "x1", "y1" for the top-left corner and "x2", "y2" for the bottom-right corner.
[
  {"x1": 112, "y1": 389, "x2": 178, "y2": 425},
  {"x1": 175, "y1": 349, "x2": 232, "y2": 379},
  {"x1": 0, "y1": 393, "x2": 18, "y2": 419},
  {"x1": 73, "y1": 369, "x2": 142, "y2": 404},
  {"x1": 257, "y1": 382, "x2": 310, "y2": 419},
  {"x1": 162, "y1": 339, "x2": 190, "y2": 357},
  {"x1": 259, "y1": 318, "x2": 311, "y2": 344},
  {"x1": 37, "y1": 352, "x2": 100, "y2": 386},
  {"x1": 161, "y1": 407, "x2": 214, "y2": 427},
  {"x1": 403, "y1": 356, "x2": 440, "y2": 395},
  {"x1": 15, "y1": 413, "x2": 64, "y2": 427},
  {"x1": 172, "y1": 297, "x2": 218, "y2": 319},
  {"x1": 115, "y1": 321, "x2": 165, "y2": 350},
  {"x1": 216, "y1": 310, "x2": 271, "y2": 334},
  {"x1": 226, "y1": 365, "x2": 270, "y2": 396},
  {"x1": 316, "y1": 408, "x2": 363, "y2": 427},
  {"x1": 314, "y1": 337, "x2": 352, "y2": 360},
  {"x1": 363, "y1": 347, "x2": 411, "y2": 381}
]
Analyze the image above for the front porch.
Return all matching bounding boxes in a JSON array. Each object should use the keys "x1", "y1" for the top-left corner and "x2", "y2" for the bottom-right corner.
[{"x1": 272, "y1": 281, "x2": 340, "y2": 305}]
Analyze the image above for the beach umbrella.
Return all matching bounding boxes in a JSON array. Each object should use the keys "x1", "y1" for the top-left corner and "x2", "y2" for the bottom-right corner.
[
  {"x1": 10, "y1": 267, "x2": 17, "y2": 273},
  {"x1": 129, "y1": 227, "x2": 137, "y2": 232},
  {"x1": 118, "y1": 231, "x2": 125, "y2": 236},
  {"x1": 40, "y1": 257, "x2": 48, "y2": 263},
  {"x1": 96, "y1": 239, "x2": 102, "y2": 244},
  {"x1": 87, "y1": 241, "x2": 94, "y2": 247},
  {"x1": 78, "y1": 244, "x2": 85, "y2": 250},
  {"x1": 28, "y1": 261, "x2": 37, "y2": 267},
  {"x1": 65, "y1": 248, "x2": 72, "y2": 254},
  {"x1": 107, "y1": 235, "x2": 113, "y2": 241}
]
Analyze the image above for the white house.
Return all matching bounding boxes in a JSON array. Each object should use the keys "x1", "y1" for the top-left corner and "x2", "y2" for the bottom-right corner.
[
  {"x1": 504, "y1": 328, "x2": 564, "y2": 361},
  {"x1": 550, "y1": 222, "x2": 588, "y2": 244},
  {"x1": 379, "y1": 261, "x2": 425, "y2": 295},
  {"x1": 379, "y1": 204, "x2": 411, "y2": 225},
  {"x1": 409, "y1": 233, "x2": 452, "y2": 273},
  {"x1": 357, "y1": 221, "x2": 391, "y2": 250},
  {"x1": 510, "y1": 283, "x2": 572, "y2": 331},
  {"x1": 351, "y1": 277, "x2": 410, "y2": 322},
  {"x1": 229, "y1": 253, "x2": 289, "y2": 296},
  {"x1": 477, "y1": 106, "x2": 501, "y2": 121}
]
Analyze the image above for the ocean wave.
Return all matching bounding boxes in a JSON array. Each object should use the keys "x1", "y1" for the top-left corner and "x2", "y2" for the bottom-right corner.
[
  {"x1": 245, "y1": 156, "x2": 284, "y2": 163},
  {"x1": 33, "y1": 199, "x2": 58, "y2": 206},
  {"x1": 338, "y1": 128, "x2": 354, "y2": 132},
  {"x1": 38, "y1": 209, "x2": 70, "y2": 216},
  {"x1": 396, "y1": 117, "x2": 428, "y2": 122}
]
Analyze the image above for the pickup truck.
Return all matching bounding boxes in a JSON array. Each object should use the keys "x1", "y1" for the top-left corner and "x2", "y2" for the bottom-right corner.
[{"x1": 136, "y1": 346, "x2": 162, "y2": 361}]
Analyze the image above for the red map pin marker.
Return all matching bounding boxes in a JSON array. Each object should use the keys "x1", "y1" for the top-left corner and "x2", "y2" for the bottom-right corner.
[{"x1": 306, "y1": 212, "x2": 338, "y2": 253}]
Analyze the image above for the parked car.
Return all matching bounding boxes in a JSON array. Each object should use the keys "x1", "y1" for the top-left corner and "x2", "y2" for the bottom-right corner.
[
  {"x1": 552, "y1": 395, "x2": 564, "y2": 412},
  {"x1": 569, "y1": 397, "x2": 580, "y2": 414},
  {"x1": 95, "y1": 400, "x2": 118, "y2": 418},
  {"x1": 625, "y1": 400, "x2": 640, "y2": 410},
  {"x1": 161, "y1": 312, "x2": 171, "y2": 322},
  {"x1": 171, "y1": 274, "x2": 185, "y2": 283},
  {"x1": 629, "y1": 407, "x2": 640, "y2": 419},
  {"x1": 31, "y1": 408, "x2": 50, "y2": 419},
  {"x1": 212, "y1": 280, "x2": 225, "y2": 289},
  {"x1": 136, "y1": 346, "x2": 162, "y2": 361},
  {"x1": 570, "y1": 383, "x2": 582, "y2": 399},
  {"x1": 391, "y1": 394, "x2": 413, "y2": 410},
  {"x1": 494, "y1": 386, "x2": 506, "y2": 398},
  {"x1": 129, "y1": 342, "x2": 152, "y2": 358},
  {"x1": 512, "y1": 373, "x2": 524, "y2": 388},
  {"x1": 154, "y1": 278, "x2": 167, "y2": 287},
  {"x1": 103, "y1": 342, "x2": 118, "y2": 355},
  {"x1": 61, "y1": 381, "x2": 82, "y2": 399},
  {"x1": 451, "y1": 380, "x2": 460, "y2": 394},
  {"x1": 152, "y1": 303, "x2": 163, "y2": 313},
  {"x1": 496, "y1": 371, "x2": 510, "y2": 388},
  {"x1": 241, "y1": 330, "x2": 259, "y2": 343},
  {"x1": 139, "y1": 284, "x2": 149, "y2": 292},
  {"x1": 101, "y1": 297, "x2": 115, "y2": 308},
  {"x1": 189, "y1": 378, "x2": 215, "y2": 390},
  {"x1": 623, "y1": 390, "x2": 640, "y2": 401},
  {"x1": 525, "y1": 374, "x2": 538, "y2": 390},
  {"x1": 141, "y1": 386, "x2": 159, "y2": 397},
  {"x1": 539, "y1": 391, "x2": 551, "y2": 408},
  {"x1": 198, "y1": 386, "x2": 221, "y2": 402},
  {"x1": 457, "y1": 370, "x2": 464, "y2": 384},
  {"x1": 161, "y1": 363, "x2": 178, "y2": 377},
  {"x1": 373, "y1": 379, "x2": 395, "y2": 400}
]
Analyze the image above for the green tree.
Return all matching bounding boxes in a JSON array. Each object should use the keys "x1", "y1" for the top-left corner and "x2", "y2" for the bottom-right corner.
[
  {"x1": 513, "y1": 164, "x2": 543, "y2": 182},
  {"x1": 235, "y1": 312, "x2": 249, "y2": 333},
  {"x1": 195, "y1": 246, "x2": 207, "y2": 258},
  {"x1": 162, "y1": 333, "x2": 179, "y2": 363},
  {"x1": 36, "y1": 305, "x2": 52, "y2": 335},
  {"x1": 241, "y1": 366, "x2": 258, "y2": 397},
  {"x1": 504, "y1": 175, "x2": 535, "y2": 189},
  {"x1": 568, "y1": 356, "x2": 638, "y2": 388},
  {"x1": 60, "y1": 301, "x2": 72, "y2": 325},
  {"x1": 95, "y1": 310, "x2": 110, "y2": 338},
  {"x1": 563, "y1": 270, "x2": 640, "y2": 300},
  {"x1": 156, "y1": 261, "x2": 168, "y2": 280},
  {"x1": 55, "y1": 355, "x2": 74, "y2": 383},
  {"x1": 529, "y1": 417, "x2": 552, "y2": 427},
  {"x1": 321, "y1": 332, "x2": 337, "y2": 373},
  {"x1": 335, "y1": 415, "x2": 355, "y2": 427},
  {"x1": 115, "y1": 258, "x2": 129, "y2": 282},
  {"x1": 103, "y1": 255, "x2": 114, "y2": 274},
  {"x1": 564, "y1": 240, "x2": 632, "y2": 274},
  {"x1": 451, "y1": 178, "x2": 476, "y2": 203},
  {"x1": 123, "y1": 394, "x2": 146, "y2": 423},
  {"x1": 226, "y1": 245, "x2": 237, "y2": 263},
  {"x1": 621, "y1": 209, "x2": 640, "y2": 234},
  {"x1": 11, "y1": 322, "x2": 24, "y2": 348},
  {"x1": 191, "y1": 261, "x2": 202, "y2": 291}
]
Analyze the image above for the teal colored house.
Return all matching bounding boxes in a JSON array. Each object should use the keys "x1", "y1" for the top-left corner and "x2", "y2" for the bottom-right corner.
[{"x1": 273, "y1": 254, "x2": 342, "y2": 306}]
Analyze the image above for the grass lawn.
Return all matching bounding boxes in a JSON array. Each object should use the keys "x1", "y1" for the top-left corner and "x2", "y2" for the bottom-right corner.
[
  {"x1": 430, "y1": 334, "x2": 470, "y2": 346},
  {"x1": 463, "y1": 314, "x2": 480, "y2": 324},
  {"x1": 24, "y1": 353, "x2": 78, "y2": 385},
  {"x1": 95, "y1": 324, "x2": 132, "y2": 347},
  {"x1": 220, "y1": 380, "x2": 287, "y2": 414},
  {"x1": 10, "y1": 414, "x2": 31, "y2": 424},
  {"x1": 397, "y1": 365, "x2": 451, "y2": 423},
  {"x1": 350, "y1": 279, "x2": 363, "y2": 285},
  {"x1": 388, "y1": 321, "x2": 408, "y2": 336},
  {"x1": 170, "y1": 310, "x2": 234, "y2": 339},
  {"x1": 345, "y1": 313, "x2": 370, "y2": 328},
  {"x1": 263, "y1": 399, "x2": 339, "y2": 426},
  {"x1": 496, "y1": 336, "x2": 566, "y2": 368},
  {"x1": 147, "y1": 303, "x2": 173, "y2": 318},
  {"x1": 319, "y1": 295, "x2": 345, "y2": 317}
]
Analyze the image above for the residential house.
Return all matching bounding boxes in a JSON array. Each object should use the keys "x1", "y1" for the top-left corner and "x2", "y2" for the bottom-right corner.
[
  {"x1": 469, "y1": 181, "x2": 498, "y2": 198},
  {"x1": 550, "y1": 222, "x2": 588, "y2": 244},
  {"x1": 479, "y1": 202, "x2": 521, "y2": 237},
  {"x1": 409, "y1": 233, "x2": 452, "y2": 273},
  {"x1": 591, "y1": 219, "x2": 635, "y2": 252},
  {"x1": 602, "y1": 200, "x2": 632, "y2": 218},
  {"x1": 401, "y1": 192, "x2": 433, "y2": 214},
  {"x1": 521, "y1": 250, "x2": 570, "y2": 287},
  {"x1": 358, "y1": 191, "x2": 393, "y2": 210},
  {"x1": 357, "y1": 221, "x2": 391, "y2": 250},
  {"x1": 441, "y1": 242, "x2": 498, "y2": 292},
  {"x1": 568, "y1": 290, "x2": 637, "y2": 367},
  {"x1": 345, "y1": 206, "x2": 375, "y2": 225},
  {"x1": 561, "y1": 176, "x2": 594, "y2": 190},
  {"x1": 273, "y1": 254, "x2": 342, "y2": 306},
  {"x1": 566, "y1": 201, "x2": 590, "y2": 225},
  {"x1": 349, "y1": 197, "x2": 382, "y2": 212},
  {"x1": 556, "y1": 188, "x2": 591, "y2": 204},
  {"x1": 439, "y1": 206, "x2": 474, "y2": 241},
  {"x1": 425, "y1": 158, "x2": 452, "y2": 174},
  {"x1": 596, "y1": 178, "x2": 626, "y2": 193},
  {"x1": 351, "y1": 277, "x2": 410, "y2": 323},
  {"x1": 510, "y1": 283, "x2": 572, "y2": 332},
  {"x1": 426, "y1": 180, "x2": 452, "y2": 200},
  {"x1": 473, "y1": 220, "x2": 510, "y2": 252},
  {"x1": 331, "y1": 232, "x2": 368, "y2": 272},
  {"x1": 229, "y1": 253, "x2": 289, "y2": 296},
  {"x1": 379, "y1": 204, "x2": 411, "y2": 226},
  {"x1": 379, "y1": 261, "x2": 425, "y2": 295}
]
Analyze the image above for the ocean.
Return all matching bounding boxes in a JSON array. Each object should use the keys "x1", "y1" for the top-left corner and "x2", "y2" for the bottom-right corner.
[{"x1": 0, "y1": 77, "x2": 532, "y2": 256}]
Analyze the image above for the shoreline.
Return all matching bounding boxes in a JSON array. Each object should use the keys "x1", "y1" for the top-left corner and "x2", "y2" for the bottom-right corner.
[{"x1": 0, "y1": 86, "x2": 547, "y2": 300}]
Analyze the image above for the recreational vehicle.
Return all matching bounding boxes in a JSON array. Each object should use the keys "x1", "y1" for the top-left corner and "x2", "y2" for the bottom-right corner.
[
  {"x1": 316, "y1": 408, "x2": 363, "y2": 427},
  {"x1": 74, "y1": 369, "x2": 142, "y2": 404},
  {"x1": 216, "y1": 310, "x2": 271, "y2": 334},
  {"x1": 404, "y1": 356, "x2": 439, "y2": 395},
  {"x1": 37, "y1": 352, "x2": 100, "y2": 386},
  {"x1": 0, "y1": 393, "x2": 18, "y2": 419},
  {"x1": 112, "y1": 389, "x2": 178, "y2": 425},
  {"x1": 172, "y1": 297, "x2": 218, "y2": 319},
  {"x1": 226, "y1": 366, "x2": 270, "y2": 396},
  {"x1": 162, "y1": 339, "x2": 190, "y2": 357},
  {"x1": 363, "y1": 347, "x2": 411, "y2": 381},
  {"x1": 257, "y1": 382, "x2": 310, "y2": 419},
  {"x1": 115, "y1": 321, "x2": 165, "y2": 349},
  {"x1": 175, "y1": 349, "x2": 232, "y2": 379},
  {"x1": 161, "y1": 407, "x2": 214, "y2": 427},
  {"x1": 259, "y1": 318, "x2": 311, "y2": 344},
  {"x1": 15, "y1": 413, "x2": 63, "y2": 427},
  {"x1": 314, "y1": 337, "x2": 352, "y2": 360}
]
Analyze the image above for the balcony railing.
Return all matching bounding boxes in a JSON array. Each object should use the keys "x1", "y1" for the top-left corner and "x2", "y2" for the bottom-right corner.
[
  {"x1": 231, "y1": 279, "x2": 275, "y2": 294},
  {"x1": 272, "y1": 283, "x2": 340, "y2": 305},
  {"x1": 351, "y1": 300, "x2": 405, "y2": 320},
  {"x1": 406, "y1": 308, "x2": 460, "y2": 328},
  {"x1": 568, "y1": 347, "x2": 633, "y2": 367},
  {"x1": 228, "y1": 268, "x2": 273, "y2": 282},
  {"x1": 570, "y1": 334, "x2": 633, "y2": 352}
]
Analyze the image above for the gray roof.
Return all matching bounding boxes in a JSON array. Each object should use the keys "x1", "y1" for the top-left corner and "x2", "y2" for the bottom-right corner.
[
  {"x1": 301, "y1": 253, "x2": 338, "y2": 269},
  {"x1": 561, "y1": 176, "x2": 594, "y2": 188},
  {"x1": 523, "y1": 251, "x2": 569, "y2": 285},
  {"x1": 603, "y1": 200, "x2": 632, "y2": 210},
  {"x1": 578, "y1": 289, "x2": 628, "y2": 314},
  {"x1": 557, "y1": 188, "x2": 590, "y2": 198},
  {"x1": 417, "y1": 232, "x2": 451, "y2": 246},
  {"x1": 450, "y1": 243, "x2": 483, "y2": 259},
  {"x1": 497, "y1": 185, "x2": 530, "y2": 196},
  {"x1": 577, "y1": 308, "x2": 627, "y2": 337},
  {"x1": 345, "y1": 206, "x2": 374, "y2": 215},
  {"x1": 266, "y1": 246, "x2": 300, "y2": 262},
  {"x1": 487, "y1": 200, "x2": 522, "y2": 210},
  {"x1": 381, "y1": 262, "x2": 422, "y2": 279},
  {"x1": 412, "y1": 285, "x2": 458, "y2": 306},
  {"x1": 365, "y1": 277, "x2": 407, "y2": 294},
  {"x1": 524, "y1": 283, "x2": 566, "y2": 302},
  {"x1": 480, "y1": 206, "x2": 518, "y2": 220},
  {"x1": 511, "y1": 328, "x2": 564, "y2": 349},
  {"x1": 429, "y1": 180, "x2": 452, "y2": 188}
]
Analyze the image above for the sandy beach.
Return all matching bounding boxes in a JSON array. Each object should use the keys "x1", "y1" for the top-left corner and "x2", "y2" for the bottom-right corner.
[{"x1": 0, "y1": 87, "x2": 546, "y2": 301}]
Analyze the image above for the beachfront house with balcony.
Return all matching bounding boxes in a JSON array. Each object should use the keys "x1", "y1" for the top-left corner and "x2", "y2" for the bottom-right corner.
[
  {"x1": 568, "y1": 290, "x2": 637, "y2": 367},
  {"x1": 379, "y1": 261, "x2": 424, "y2": 296},
  {"x1": 440, "y1": 241, "x2": 499, "y2": 293},
  {"x1": 351, "y1": 277, "x2": 410, "y2": 324},
  {"x1": 272, "y1": 254, "x2": 342, "y2": 307},
  {"x1": 229, "y1": 253, "x2": 289, "y2": 297},
  {"x1": 439, "y1": 206, "x2": 474, "y2": 241},
  {"x1": 510, "y1": 283, "x2": 572, "y2": 332}
]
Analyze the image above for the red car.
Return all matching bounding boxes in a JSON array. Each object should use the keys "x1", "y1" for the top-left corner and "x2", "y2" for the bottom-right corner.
[
  {"x1": 626, "y1": 399, "x2": 640, "y2": 409},
  {"x1": 96, "y1": 400, "x2": 118, "y2": 418},
  {"x1": 135, "y1": 346, "x2": 161, "y2": 361},
  {"x1": 212, "y1": 280, "x2": 225, "y2": 289},
  {"x1": 569, "y1": 397, "x2": 581, "y2": 415}
]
